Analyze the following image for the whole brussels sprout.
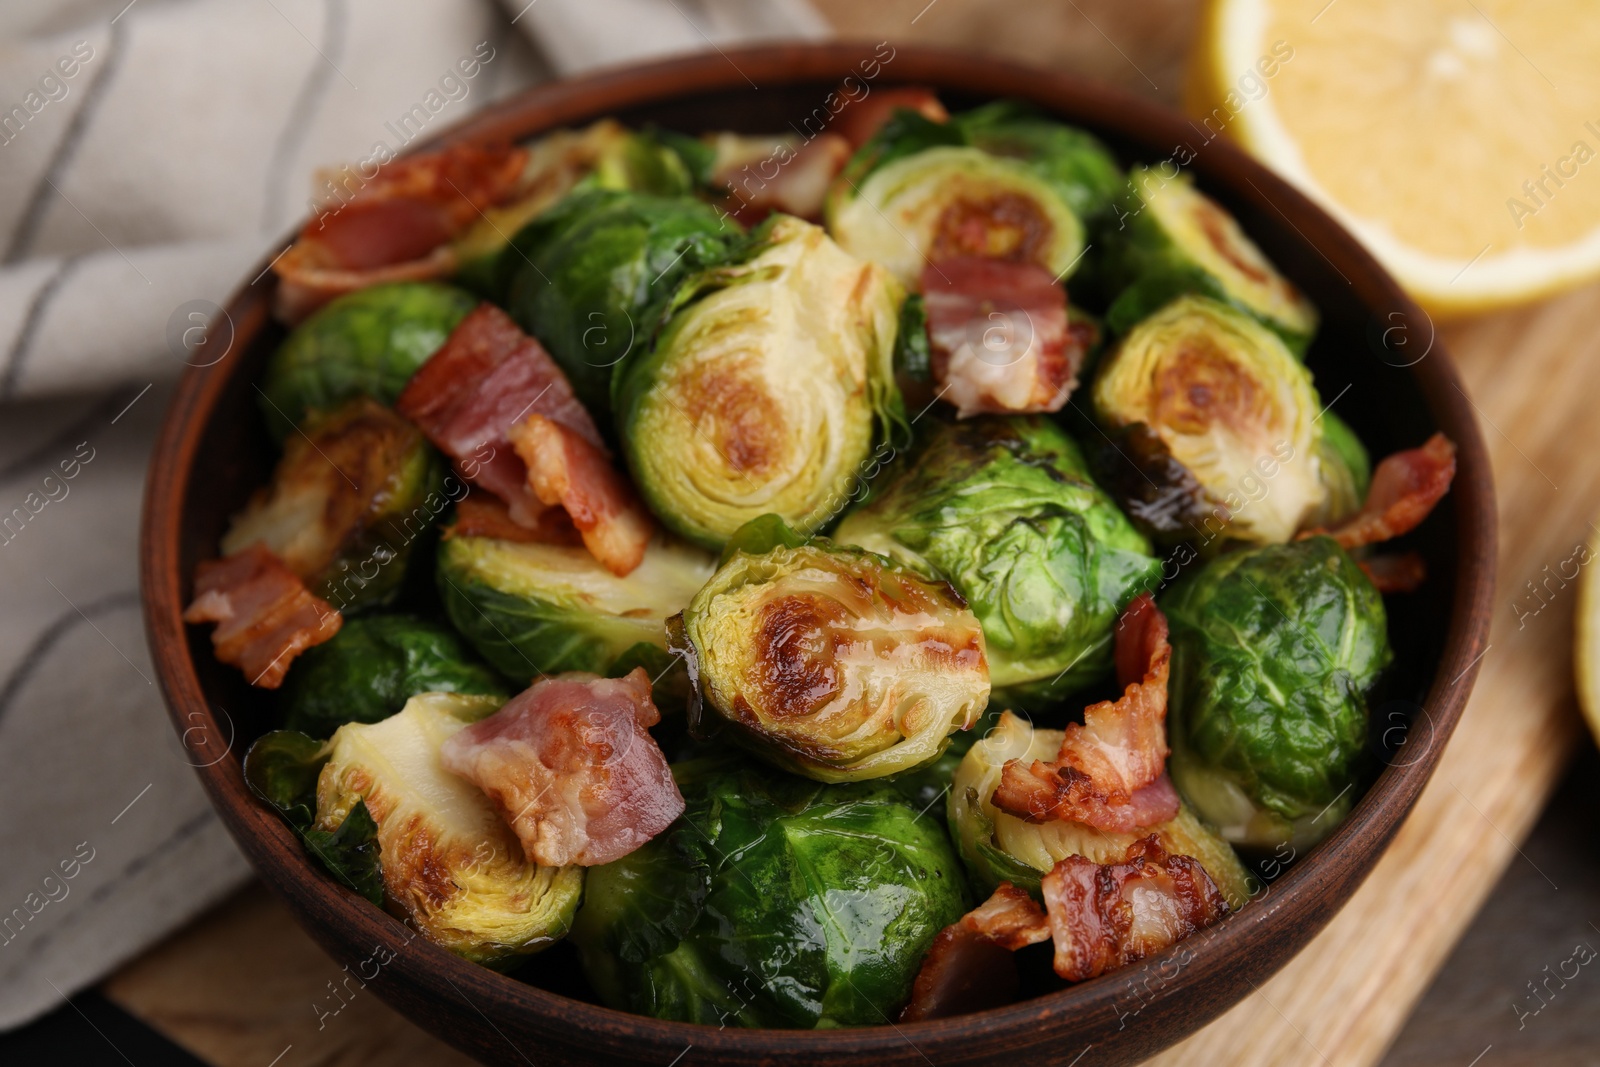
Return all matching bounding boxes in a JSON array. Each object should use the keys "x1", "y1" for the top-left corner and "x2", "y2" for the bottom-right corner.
[
  {"x1": 258, "y1": 282, "x2": 476, "y2": 441},
  {"x1": 1101, "y1": 165, "x2": 1318, "y2": 351},
  {"x1": 1091, "y1": 294, "x2": 1326, "y2": 546},
  {"x1": 570, "y1": 756, "x2": 969, "y2": 1027},
  {"x1": 278, "y1": 614, "x2": 508, "y2": 737},
  {"x1": 437, "y1": 532, "x2": 715, "y2": 683},
  {"x1": 221, "y1": 397, "x2": 445, "y2": 613},
  {"x1": 672, "y1": 515, "x2": 990, "y2": 783},
  {"x1": 1163, "y1": 536, "x2": 1392, "y2": 850},
  {"x1": 245, "y1": 693, "x2": 584, "y2": 966},
  {"x1": 947, "y1": 710, "x2": 1254, "y2": 907},
  {"x1": 615, "y1": 214, "x2": 906, "y2": 549},
  {"x1": 501, "y1": 189, "x2": 740, "y2": 419},
  {"x1": 834, "y1": 415, "x2": 1162, "y2": 705}
]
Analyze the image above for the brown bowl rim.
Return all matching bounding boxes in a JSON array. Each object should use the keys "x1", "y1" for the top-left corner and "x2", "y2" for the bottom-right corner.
[{"x1": 140, "y1": 42, "x2": 1497, "y2": 1063}]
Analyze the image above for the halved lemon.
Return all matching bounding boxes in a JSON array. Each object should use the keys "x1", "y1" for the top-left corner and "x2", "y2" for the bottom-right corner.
[
  {"x1": 1576, "y1": 523, "x2": 1600, "y2": 749},
  {"x1": 1188, "y1": 0, "x2": 1600, "y2": 316}
]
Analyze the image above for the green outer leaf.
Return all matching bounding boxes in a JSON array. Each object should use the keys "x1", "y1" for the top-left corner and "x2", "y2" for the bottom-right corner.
[
  {"x1": 257, "y1": 282, "x2": 477, "y2": 441},
  {"x1": 243, "y1": 730, "x2": 383, "y2": 905},
  {"x1": 715, "y1": 512, "x2": 809, "y2": 566},
  {"x1": 301, "y1": 800, "x2": 384, "y2": 905},
  {"x1": 571, "y1": 761, "x2": 968, "y2": 1028},
  {"x1": 834, "y1": 416, "x2": 1161, "y2": 704},
  {"x1": 893, "y1": 293, "x2": 931, "y2": 383},
  {"x1": 1313, "y1": 409, "x2": 1372, "y2": 528},
  {"x1": 502, "y1": 189, "x2": 739, "y2": 420},
  {"x1": 1163, "y1": 536, "x2": 1391, "y2": 831},
  {"x1": 278, "y1": 614, "x2": 508, "y2": 738},
  {"x1": 953, "y1": 100, "x2": 1123, "y2": 221}
]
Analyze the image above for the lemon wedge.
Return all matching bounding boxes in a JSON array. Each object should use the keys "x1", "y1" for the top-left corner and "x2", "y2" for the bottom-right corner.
[
  {"x1": 1188, "y1": 0, "x2": 1600, "y2": 316},
  {"x1": 1577, "y1": 523, "x2": 1600, "y2": 749}
]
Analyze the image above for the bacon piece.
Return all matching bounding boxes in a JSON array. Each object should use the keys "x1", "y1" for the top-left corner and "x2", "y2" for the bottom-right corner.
[
  {"x1": 183, "y1": 543, "x2": 342, "y2": 689},
  {"x1": 834, "y1": 87, "x2": 948, "y2": 148},
  {"x1": 444, "y1": 494, "x2": 581, "y2": 547},
  {"x1": 508, "y1": 415, "x2": 653, "y2": 577},
  {"x1": 273, "y1": 142, "x2": 530, "y2": 323},
  {"x1": 994, "y1": 594, "x2": 1178, "y2": 832},
  {"x1": 900, "y1": 882, "x2": 1042, "y2": 1022},
  {"x1": 921, "y1": 257, "x2": 1082, "y2": 418},
  {"x1": 438, "y1": 668, "x2": 684, "y2": 867},
  {"x1": 1041, "y1": 836, "x2": 1229, "y2": 982},
  {"x1": 396, "y1": 304, "x2": 603, "y2": 527},
  {"x1": 718, "y1": 133, "x2": 852, "y2": 225},
  {"x1": 1302, "y1": 433, "x2": 1456, "y2": 550},
  {"x1": 904, "y1": 838, "x2": 1230, "y2": 1017},
  {"x1": 1358, "y1": 551, "x2": 1428, "y2": 594}
]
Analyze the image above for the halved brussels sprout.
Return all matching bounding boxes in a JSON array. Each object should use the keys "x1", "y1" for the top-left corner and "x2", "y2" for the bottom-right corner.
[
  {"x1": 947, "y1": 710, "x2": 1254, "y2": 908},
  {"x1": 437, "y1": 532, "x2": 715, "y2": 682},
  {"x1": 614, "y1": 215, "x2": 905, "y2": 548},
  {"x1": 672, "y1": 516, "x2": 990, "y2": 782},
  {"x1": 502, "y1": 189, "x2": 739, "y2": 418},
  {"x1": 1104, "y1": 165, "x2": 1317, "y2": 351},
  {"x1": 221, "y1": 397, "x2": 444, "y2": 613},
  {"x1": 314, "y1": 693, "x2": 584, "y2": 965},
  {"x1": 258, "y1": 282, "x2": 476, "y2": 441},
  {"x1": 834, "y1": 416, "x2": 1161, "y2": 704},
  {"x1": 952, "y1": 100, "x2": 1124, "y2": 222},
  {"x1": 1163, "y1": 536, "x2": 1391, "y2": 850},
  {"x1": 1091, "y1": 294, "x2": 1325, "y2": 545},
  {"x1": 827, "y1": 143, "x2": 1085, "y2": 289},
  {"x1": 570, "y1": 756, "x2": 969, "y2": 1027},
  {"x1": 279, "y1": 614, "x2": 508, "y2": 738},
  {"x1": 826, "y1": 103, "x2": 1121, "y2": 288}
]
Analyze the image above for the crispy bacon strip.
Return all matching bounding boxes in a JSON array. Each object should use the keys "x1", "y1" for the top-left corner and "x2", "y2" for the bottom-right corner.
[
  {"x1": 439, "y1": 668, "x2": 684, "y2": 867},
  {"x1": 444, "y1": 494, "x2": 581, "y2": 547},
  {"x1": 993, "y1": 594, "x2": 1178, "y2": 832},
  {"x1": 716, "y1": 133, "x2": 852, "y2": 225},
  {"x1": 922, "y1": 257, "x2": 1085, "y2": 418},
  {"x1": 1302, "y1": 433, "x2": 1456, "y2": 550},
  {"x1": 1358, "y1": 551, "x2": 1428, "y2": 594},
  {"x1": 396, "y1": 304, "x2": 603, "y2": 528},
  {"x1": 508, "y1": 415, "x2": 653, "y2": 577},
  {"x1": 900, "y1": 882, "x2": 1043, "y2": 1022},
  {"x1": 273, "y1": 142, "x2": 529, "y2": 323},
  {"x1": 182, "y1": 543, "x2": 341, "y2": 689},
  {"x1": 904, "y1": 839, "x2": 1230, "y2": 1017},
  {"x1": 834, "y1": 87, "x2": 948, "y2": 148},
  {"x1": 1041, "y1": 837, "x2": 1229, "y2": 982}
]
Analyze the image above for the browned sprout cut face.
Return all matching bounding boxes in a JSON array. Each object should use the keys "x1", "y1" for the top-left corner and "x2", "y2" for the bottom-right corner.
[{"x1": 674, "y1": 521, "x2": 991, "y2": 782}]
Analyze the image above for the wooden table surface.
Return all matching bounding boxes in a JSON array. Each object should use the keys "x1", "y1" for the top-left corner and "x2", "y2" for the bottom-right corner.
[{"x1": 101, "y1": 2, "x2": 1600, "y2": 1064}]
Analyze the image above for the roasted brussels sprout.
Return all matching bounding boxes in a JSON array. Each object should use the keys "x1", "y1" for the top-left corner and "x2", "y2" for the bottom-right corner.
[
  {"x1": 1310, "y1": 410, "x2": 1372, "y2": 529},
  {"x1": 947, "y1": 710, "x2": 1253, "y2": 907},
  {"x1": 570, "y1": 756, "x2": 969, "y2": 1027},
  {"x1": 614, "y1": 215, "x2": 905, "y2": 548},
  {"x1": 672, "y1": 515, "x2": 990, "y2": 782},
  {"x1": 501, "y1": 189, "x2": 739, "y2": 418},
  {"x1": 825, "y1": 111, "x2": 1088, "y2": 289},
  {"x1": 320, "y1": 693, "x2": 583, "y2": 964},
  {"x1": 245, "y1": 693, "x2": 584, "y2": 965},
  {"x1": 1163, "y1": 537, "x2": 1391, "y2": 850},
  {"x1": 952, "y1": 101, "x2": 1124, "y2": 221},
  {"x1": 221, "y1": 397, "x2": 445, "y2": 613},
  {"x1": 278, "y1": 614, "x2": 508, "y2": 737},
  {"x1": 258, "y1": 282, "x2": 476, "y2": 441},
  {"x1": 1091, "y1": 294, "x2": 1325, "y2": 546},
  {"x1": 437, "y1": 532, "x2": 715, "y2": 682},
  {"x1": 834, "y1": 416, "x2": 1161, "y2": 704},
  {"x1": 1103, "y1": 165, "x2": 1317, "y2": 351}
]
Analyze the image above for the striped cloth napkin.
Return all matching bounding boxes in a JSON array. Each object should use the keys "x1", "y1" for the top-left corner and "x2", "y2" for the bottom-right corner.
[{"x1": 0, "y1": 0, "x2": 825, "y2": 1029}]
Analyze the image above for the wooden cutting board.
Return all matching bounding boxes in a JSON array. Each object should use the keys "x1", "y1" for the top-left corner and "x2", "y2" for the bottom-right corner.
[{"x1": 102, "y1": 3, "x2": 1599, "y2": 1064}]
